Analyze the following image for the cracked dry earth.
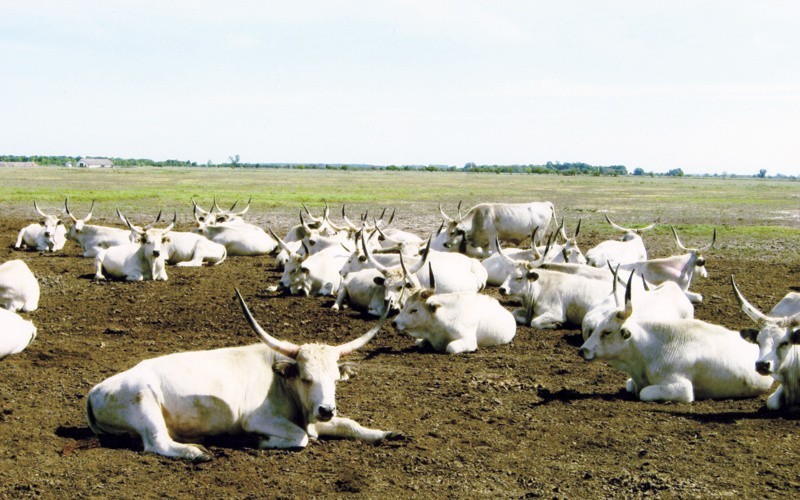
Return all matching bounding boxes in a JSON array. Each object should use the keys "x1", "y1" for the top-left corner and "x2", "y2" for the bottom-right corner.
[{"x1": 1, "y1": 213, "x2": 800, "y2": 498}]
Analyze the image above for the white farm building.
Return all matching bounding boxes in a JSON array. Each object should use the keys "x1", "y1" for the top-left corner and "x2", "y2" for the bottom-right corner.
[{"x1": 77, "y1": 157, "x2": 113, "y2": 168}]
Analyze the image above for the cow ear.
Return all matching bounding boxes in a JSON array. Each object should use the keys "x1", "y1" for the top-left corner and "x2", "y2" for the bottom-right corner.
[
  {"x1": 57, "y1": 220, "x2": 63, "y2": 225},
  {"x1": 426, "y1": 298, "x2": 441, "y2": 313},
  {"x1": 163, "y1": 237, "x2": 170, "y2": 243},
  {"x1": 620, "y1": 327, "x2": 632, "y2": 340},
  {"x1": 300, "y1": 267, "x2": 310, "y2": 274},
  {"x1": 273, "y1": 360, "x2": 299, "y2": 378},
  {"x1": 39, "y1": 221, "x2": 46, "y2": 226},
  {"x1": 320, "y1": 282, "x2": 334, "y2": 295},
  {"x1": 420, "y1": 290, "x2": 433, "y2": 300},
  {"x1": 526, "y1": 270, "x2": 540, "y2": 281},
  {"x1": 790, "y1": 329, "x2": 800, "y2": 345},
  {"x1": 373, "y1": 276, "x2": 385, "y2": 286},
  {"x1": 338, "y1": 362, "x2": 358, "y2": 381},
  {"x1": 740, "y1": 328, "x2": 759, "y2": 344}
]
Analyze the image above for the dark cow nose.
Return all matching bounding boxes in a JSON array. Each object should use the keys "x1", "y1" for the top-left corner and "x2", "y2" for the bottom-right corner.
[
  {"x1": 755, "y1": 361, "x2": 771, "y2": 375},
  {"x1": 391, "y1": 320, "x2": 398, "y2": 328},
  {"x1": 318, "y1": 406, "x2": 335, "y2": 421},
  {"x1": 44, "y1": 231, "x2": 51, "y2": 237},
  {"x1": 499, "y1": 287, "x2": 509, "y2": 296},
  {"x1": 152, "y1": 250, "x2": 161, "y2": 257},
  {"x1": 578, "y1": 348, "x2": 589, "y2": 359}
]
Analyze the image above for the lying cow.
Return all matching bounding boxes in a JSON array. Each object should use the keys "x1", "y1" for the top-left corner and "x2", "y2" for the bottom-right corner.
[
  {"x1": 391, "y1": 265, "x2": 516, "y2": 354},
  {"x1": 193, "y1": 206, "x2": 278, "y2": 256},
  {"x1": 332, "y1": 268, "x2": 386, "y2": 316},
  {"x1": 579, "y1": 276, "x2": 773, "y2": 402},
  {"x1": 438, "y1": 201, "x2": 555, "y2": 259},
  {"x1": 0, "y1": 308, "x2": 37, "y2": 359},
  {"x1": 585, "y1": 215, "x2": 655, "y2": 268},
  {"x1": 0, "y1": 259, "x2": 40, "y2": 312},
  {"x1": 85, "y1": 290, "x2": 400, "y2": 461},
  {"x1": 732, "y1": 276, "x2": 800, "y2": 410},
  {"x1": 65, "y1": 199, "x2": 131, "y2": 257},
  {"x1": 617, "y1": 226, "x2": 715, "y2": 304},
  {"x1": 14, "y1": 200, "x2": 67, "y2": 252},
  {"x1": 94, "y1": 213, "x2": 174, "y2": 281}
]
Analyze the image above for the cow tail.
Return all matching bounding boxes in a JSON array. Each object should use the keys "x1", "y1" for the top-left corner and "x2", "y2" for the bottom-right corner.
[
  {"x1": 214, "y1": 246, "x2": 227, "y2": 266},
  {"x1": 85, "y1": 392, "x2": 103, "y2": 436}
]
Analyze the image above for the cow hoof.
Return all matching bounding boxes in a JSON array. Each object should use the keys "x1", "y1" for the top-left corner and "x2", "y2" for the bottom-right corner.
[
  {"x1": 190, "y1": 446, "x2": 213, "y2": 462},
  {"x1": 380, "y1": 432, "x2": 406, "y2": 443}
]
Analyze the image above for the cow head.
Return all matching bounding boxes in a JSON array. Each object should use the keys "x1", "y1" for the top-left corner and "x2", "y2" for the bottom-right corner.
[
  {"x1": 364, "y1": 233, "x2": 426, "y2": 311},
  {"x1": 556, "y1": 218, "x2": 587, "y2": 264},
  {"x1": 64, "y1": 198, "x2": 95, "y2": 238},
  {"x1": 212, "y1": 196, "x2": 251, "y2": 224},
  {"x1": 438, "y1": 202, "x2": 470, "y2": 252},
  {"x1": 270, "y1": 226, "x2": 309, "y2": 293},
  {"x1": 732, "y1": 275, "x2": 800, "y2": 377},
  {"x1": 671, "y1": 226, "x2": 716, "y2": 280},
  {"x1": 604, "y1": 215, "x2": 657, "y2": 242},
  {"x1": 122, "y1": 211, "x2": 175, "y2": 280},
  {"x1": 579, "y1": 271, "x2": 638, "y2": 362},
  {"x1": 497, "y1": 235, "x2": 548, "y2": 298},
  {"x1": 33, "y1": 200, "x2": 64, "y2": 251},
  {"x1": 235, "y1": 289, "x2": 387, "y2": 424}
]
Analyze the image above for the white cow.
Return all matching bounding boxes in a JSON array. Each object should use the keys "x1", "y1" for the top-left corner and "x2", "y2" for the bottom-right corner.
[
  {"x1": 14, "y1": 200, "x2": 67, "y2": 252},
  {"x1": 86, "y1": 291, "x2": 400, "y2": 461},
  {"x1": 193, "y1": 208, "x2": 278, "y2": 256},
  {"x1": 617, "y1": 227, "x2": 715, "y2": 304},
  {"x1": 64, "y1": 199, "x2": 131, "y2": 257},
  {"x1": 332, "y1": 268, "x2": 387, "y2": 317},
  {"x1": 581, "y1": 269, "x2": 694, "y2": 340},
  {"x1": 287, "y1": 245, "x2": 351, "y2": 297},
  {"x1": 391, "y1": 266, "x2": 515, "y2": 354},
  {"x1": 0, "y1": 308, "x2": 37, "y2": 359},
  {"x1": 192, "y1": 197, "x2": 252, "y2": 226},
  {"x1": 498, "y1": 263, "x2": 610, "y2": 329},
  {"x1": 438, "y1": 201, "x2": 555, "y2": 258},
  {"x1": 732, "y1": 276, "x2": 800, "y2": 410},
  {"x1": 579, "y1": 277, "x2": 773, "y2": 402},
  {"x1": 585, "y1": 215, "x2": 655, "y2": 268},
  {"x1": 94, "y1": 214, "x2": 174, "y2": 281},
  {"x1": 0, "y1": 260, "x2": 40, "y2": 312}
]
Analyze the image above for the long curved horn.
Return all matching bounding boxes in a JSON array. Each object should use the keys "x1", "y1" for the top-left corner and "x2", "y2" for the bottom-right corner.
[
  {"x1": 456, "y1": 201, "x2": 463, "y2": 220},
  {"x1": 573, "y1": 218, "x2": 582, "y2": 239},
  {"x1": 496, "y1": 236, "x2": 515, "y2": 264},
  {"x1": 635, "y1": 222, "x2": 657, "y2": 234},
  {"x1": 700, "y1": 228, "x2": 717, "y2": 252},
  {"x1": 362, "y1": 232, "x2": 388, "y2": 273},
  {"x1": 191, "y1": 197, "x2": 210, "y2": 216},
  {"x1": 438, "y1": 203, "x2": 453, "y2": 222},
  {"x1": 33, "y1": 199, "x2": 48, "y2": 218},
  {"x1": 64, "y1": 198, "x2": 78, "y2": 222},
  {"x1": 162, "y1": 211, "x2": 177, "y2": 233},
  {"x1": 213, "y1": 197, "x2": 222, "y2": 213},
  {"x1": 557, "y1": 218, "x2": 567, "y2": 241},
  {"x1": 436, "y1": 221, "x2": 445, "y2": 235},
  {"x1": 670, "y1": 226, "x2": 689, "y2": 252},
  {"x1": 336, "y1": 307, "x2": 389, "y2": 357},
  {"x1": 235, "y1": 289, "x2": 300, "y2": 358},
  {"x1": 641, "y1": 274, "x2": 650, "y2": 292},
  {"x1": 233, "y1": 196, "x2": 252, "y2": 216},
  {"x1": 383, "y1": 208, "x2": 395, "y2": 227},
  {"x1": 398, "y1": 252, "x2": 410, "y2": 278},
  {"x1": 541, "y1": 231, "x2": 554, "y2": 261},
  {"x1": 116, "y1": 207, "x2": 131, "y2": 227},
  {"x1": 341, "y1": 205, "x2": 359, "y2": 230},
  {"x1": 119, "y1": 210, "x2": 144, "y2": 235},
  {"x1": 609, "y1": 263, "x2": 620, "y2": 307},
  {"x1": 82, "y1": 200, "x2": 95, "y2": 222},
  {"x1": 529, "y1": 227, "x2": 542, "y2": 259},
  {"x1": 617, "y1": 270, "x2": 635, "y2": 319},
  {"x1": 730, "y1": 275, "x2": 771, "y2": 324},
  {"x1": 428, "y1": 262, "x2": 436, "y2": 292},
  {"x1": 267, "y1": 226, "x2": 294, "y2": 255},
  {"x1": 299, "y1": 210, "x2": 314, "y2": 234},
  {"x1": 406, "y1": 236, "x2": 432, "y2": 275},
  {"x1": 604, "y1": 214, "x2": 632, "y2": 233}
]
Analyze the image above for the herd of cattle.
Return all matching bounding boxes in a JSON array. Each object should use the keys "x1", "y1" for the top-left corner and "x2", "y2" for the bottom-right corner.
[{"x1": 2, "y1": 198, "x2": 799, "y2": 462}]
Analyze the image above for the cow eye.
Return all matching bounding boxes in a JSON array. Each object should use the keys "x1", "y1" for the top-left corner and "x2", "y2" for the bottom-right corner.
[
  {"x1": 601, "y1": 330, "x2": 611, "y2": 337},
  {"x1": 778, "y1": 341, "x2": 789, "y2": 350},
  {"x1": 409, "y1": 308, "x2": 418, "y2": 314}
]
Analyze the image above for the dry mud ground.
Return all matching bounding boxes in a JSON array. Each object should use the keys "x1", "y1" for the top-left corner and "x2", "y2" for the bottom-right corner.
[{"x1": 1, "y1": 213, "x2": 800, "y2": 499}]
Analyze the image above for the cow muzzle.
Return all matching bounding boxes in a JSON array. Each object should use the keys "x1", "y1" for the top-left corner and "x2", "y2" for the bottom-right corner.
[
  {"x1": 317, "y1": 405, "x2": 336, "y2": 422},
  {"x1": 755, "y1": 360, "x2": 772, "y2": 376},
  {"x1": 578, "y1": 348, "x2": 594, "y2": 361},
  {"x1": 152, "y1": 250, "x2": 161, "y2": 258}
]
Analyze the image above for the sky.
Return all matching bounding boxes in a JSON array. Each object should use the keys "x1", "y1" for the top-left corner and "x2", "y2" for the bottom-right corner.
[{"x1": 2, "y1": 1, "x2": 799, "y2": 175}]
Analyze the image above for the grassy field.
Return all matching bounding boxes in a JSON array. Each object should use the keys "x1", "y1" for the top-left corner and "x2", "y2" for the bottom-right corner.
[{"x1": 1, "y1": 166, "x2": 798, "y2": 247}]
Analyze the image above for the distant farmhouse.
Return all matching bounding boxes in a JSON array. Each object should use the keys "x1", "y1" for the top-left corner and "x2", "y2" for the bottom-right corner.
[
  {"x1": 0, "y1": 161, "x2": 38, "y2": 167},
  {"x1": 77, "y1": 157, "x2": 113, "y2": 168}
]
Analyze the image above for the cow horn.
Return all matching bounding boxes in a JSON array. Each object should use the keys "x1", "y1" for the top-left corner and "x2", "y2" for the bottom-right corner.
[
  {"x1": 191, "y1": 197, "x2": 209, "y2": 217},
  {"x1": 620, "y1": 270, "x2": 635, "y2": 319},
  {"x1": 436, "y1": 221, "x2": 445, "y2": 235},
  {"x1": 235, "y1": 289, "x2": 300, "y2": 358},
  {"x1": 529, "y1": 227, "x2": 541, "y2": 259},
  {"x1": 604, "y1": 214, "x2": 632, "y2": 233},
  {"x1": 267, "y1": 226, "x2": 294, "y2": 256},
  {"x1": 730, "y1": 275, "x2": 771, "y2": 324},
  {"x1": 700, "y1": 228, "x2": 717, "y2": 252},
  {"x1": 574, "y1": 218, "x2": 582, "y2": 239},
  {"x1": 336, "y1": 308, "x2": 389, "y2": 357},
  {"x1": 438, "y1": 203, "x2": 453, "y2": 222},
  {"x1": 362, "y1": 232, "x2": 388, "y2": 273},
  {"x1": 670, "y1": 226, "x2": 689, "y2": 252},
  {"x1": 635, "y1": 221, "x2": 657, "y2": 234},
  {"x1": 456, "y1": 201, "x2": 463, "y2": 220},
  {"x1": 641, "y1": 274, "x2": 650, "y2": 292},
  {"x1": 116, "y1": 207, "x2": 130, "y2": 227},
  {"x1": 428, "y1": 262, "x2": 436, "y2": 292},
  {"x1": 398, "y1": 252, "x2": 409, "y2": 278},
  {"x1": 213, "y1": 197, "x2": 222, "y2": 213},
  {"x1": 234, "y1": 196, "x2": 252, "y2": 216},
  {"x1": 162, "y1": 211, "x2": 176, "y2": 233},
  {"x1": 557, "y1": 218, "x2": 567, "y2": 242},
  {"x1": 342, "y1": 205, "x2": 358, "y2": 230},
  {"x1": 33, "y1": 199, "x2": 48, "y2": 218},
  {"x1": 609, "y1": 263, "x2": 620, "y2": 307},
  {"x1": 119, "y1": 210, "x2": 144, "y2": 235},
  {"x1": 406, "y1": 236, "x2": 432, "y2": 275},
  {"x1": 299, "y1": 210, "x2": 314, "y2": 234},
  {"x1": 83, "y1": 200, "x2": 95, "y2": 222},
  {"x1": 383, "y1": 208, "x2": 395, "y2": 227},
  {"x1": 143, "y1": 210, "x2": 163, "y2": 230},
  {"x1": 64, "y1": 198, "x2": 78, "y2": 222},
  {"x1": 496, "y1": 236, "x2": 514, "y2": 264}
]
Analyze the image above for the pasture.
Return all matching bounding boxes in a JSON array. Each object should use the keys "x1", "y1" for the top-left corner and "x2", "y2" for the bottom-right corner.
[{"x1": 1, "y1": 166, "x2": 799, "y2": 497}]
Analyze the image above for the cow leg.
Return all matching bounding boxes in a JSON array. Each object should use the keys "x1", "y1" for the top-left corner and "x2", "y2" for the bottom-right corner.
[
  {"x1": 14, "y1": 230, "x2": 25, "y2": 249},
  {"x1": 766, "y1": 385, "x2": 785, "y2": 410},
  {"x1": 445, "y1": 337, "x2": 478, "y2": 354},
  {"x1": 638, "y1": 377, "x2": 694, "y2": 403},
  {"x1": 244, "y1": 415, "x2": 309, "y2": 449},
  {"x1": 528, "y1": 312, "x2": 564, "y2": 330},
  {"x1": 331, "y1": 287, "x2": 348, "y2": 311},
  {"x1": 311, "y1": 417, "x2": 400, "y2": 444},
  {"x1": 684, "y1": 290, "x2": 703, "y2": 303},
  {"x1": 93, "y1": 258, "x2": 106, "y2": 281}
]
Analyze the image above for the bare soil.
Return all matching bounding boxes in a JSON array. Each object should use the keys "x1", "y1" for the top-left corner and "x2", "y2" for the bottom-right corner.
[{"x1": 1, "y1": 213, "x2": 800, "y2": 499}]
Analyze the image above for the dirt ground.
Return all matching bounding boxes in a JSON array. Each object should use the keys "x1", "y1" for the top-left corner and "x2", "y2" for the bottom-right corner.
[{"x1": 1, "y1": 211, "x2": 800, "y2": 499}]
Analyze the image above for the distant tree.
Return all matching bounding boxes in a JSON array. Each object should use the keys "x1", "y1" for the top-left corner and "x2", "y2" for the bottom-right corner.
[
  {"x1": 757, "y1": 169, "x2": 767, "y2": 178},
  {"x1": 228, "y1": 154, "x2": 240, "y2": 167},
  {"x1": 666, "y1": 168, "x2": 684, "y2": 177},
  {"x1": 633, "y1": 167, "x2": 645, "y2": 176}
]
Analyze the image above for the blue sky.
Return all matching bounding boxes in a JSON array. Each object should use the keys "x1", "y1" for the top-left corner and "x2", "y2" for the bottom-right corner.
[{"x1": 2, "y1": 1, "x2": 798, "y2": 175}]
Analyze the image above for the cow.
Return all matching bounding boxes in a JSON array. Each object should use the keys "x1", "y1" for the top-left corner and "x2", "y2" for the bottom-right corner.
[
  {"x1": 193, "y1": 206, "x2": 278, "y2": 256},
  {"x1": 617, "y1": 226, "x2": 715, "y2": 304},
  {"x1": 578, "y1": 275, "x2": 773, "y2": 402},
  {"x1": 14, "y1": 200, "x2": 67, "y2": 252},
  {"x1": 0, "y1": 260, "x2": 40, "y2": 312},
  {"x1": 0, "y1": 308, "x2": 37, "y2": 360},
  {"x1": 94, "y1": 213, "x2": 174, "y2": 281},
  {"x1": 192, "y1": 197, "x2": 252, "y2": 226},
  {"x1": 581, "y1": 268, "x2": 694, "y2": 340},
  {"x1": 85, "y1": 290, "x2": 400, "y2": 461},
  {"x1": 391, "y1": 265, "x2": 516, "y2": 353},
  {"x1": 498, "y1": 259, "x2": 611, "y2": 329},
  {"x1": 287, "y1": 245, "x2": 351, "y2": 297},
  {"x1": 64, "y1": 199, "x2": 131, "y2": 257},
  {"x1": 585, "y1": 215, "x2": 655, "y2": 268},
  {"x1": 732, "y1": 276, "x2": 800, "y2": 410},
  {"x1": 120, "y1": 210, "x2": 226, "y2": 267},
  {"x1": 438, "y1": 201, "x2": 556, "y2": 258},
  {"x1": 331, "y1": 268, "x2": 387, "y2": 316}
]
